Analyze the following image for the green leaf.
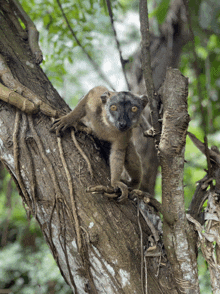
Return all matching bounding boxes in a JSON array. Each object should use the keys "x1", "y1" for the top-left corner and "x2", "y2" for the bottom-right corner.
[
  {"x1": 196, "y1": 46, "x2": 208, "y2": 60},
  {"x1": 150, "y1": 0, "x2": 170, "y2": 24}
]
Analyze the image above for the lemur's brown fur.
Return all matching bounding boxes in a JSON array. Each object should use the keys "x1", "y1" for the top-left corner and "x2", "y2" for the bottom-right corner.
[{"x1": 51, "y1": 86, "x2": 148, "y2": 201}]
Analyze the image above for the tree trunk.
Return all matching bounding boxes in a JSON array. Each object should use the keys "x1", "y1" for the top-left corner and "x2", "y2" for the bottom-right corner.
[
  {"x1": 0, "y1": 2, "x2": 199, "y2": 293},
  {"x1": 127, "y1": 0, "x2": 189, "y2": 195},
  {"x1": 159, "y1": 69, "x2": 199, "y2": 293}
]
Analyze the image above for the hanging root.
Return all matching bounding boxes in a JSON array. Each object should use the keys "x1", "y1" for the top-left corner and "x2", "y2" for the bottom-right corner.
[
  {"x1": 57, "y1": 136, "x2": 82, "y2": 251},
  {"x1": 20, "y1": 113, "x2": 37, "y2": 216},
  {"x1": 71, "y1": 129, "x2": 93, "y2": 178},
  {"x1": 13, "y1": 110, "x2": 32, "y2": 212}
]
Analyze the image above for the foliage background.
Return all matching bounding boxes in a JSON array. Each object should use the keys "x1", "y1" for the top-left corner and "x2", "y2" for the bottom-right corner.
[{"x1": 0, "y1": 0, "x2": 219, "y2": 292}]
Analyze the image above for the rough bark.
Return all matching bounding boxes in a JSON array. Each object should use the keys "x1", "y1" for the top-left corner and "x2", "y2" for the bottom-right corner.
[
  {"x1": 0, "y1": 2, "x2": 201, "y2": 294},
  {"x1": 128, "y1": 0, "x2": 189, "y2": 195},
  {"x1": 159, "y1": 69, "x2": 199, "y2": 293},
  {"x1": 0, "y1": 3, "x2": 180, "y2": 293}
]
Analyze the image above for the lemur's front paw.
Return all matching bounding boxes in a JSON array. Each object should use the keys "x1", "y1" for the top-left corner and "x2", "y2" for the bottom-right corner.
[
  {"x1": 112, "y1": 181, "x2": 128, "y2": 202},
  {"x1": 50, "y1": 114, "x2": 72, "y2": 136}
]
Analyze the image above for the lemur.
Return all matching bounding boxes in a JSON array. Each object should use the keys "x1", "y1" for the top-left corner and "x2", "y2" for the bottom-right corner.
[{"x1": 51, "y1": 86, "x2": 148, "y2": 201}]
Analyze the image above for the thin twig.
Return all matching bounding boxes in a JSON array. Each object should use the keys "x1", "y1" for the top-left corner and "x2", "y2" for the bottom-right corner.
[
  {"x1": 71, "y1": 129, "x2": 93, "y2": 178},
  {"x1": 144, "y1": 256, "x2": 148, "y2": 294},
  {"x1": 205, "y1": 56, "x2": 213, "y2": 130},
  {"x1": 56, "y1": 0, "x2": 115, "y2": 91},
  {"x1": 105, "y1": 0, "x2": 130, "y2": 90}
]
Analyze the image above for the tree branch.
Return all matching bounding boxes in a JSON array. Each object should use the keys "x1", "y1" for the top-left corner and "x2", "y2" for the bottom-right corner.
[
  {"x1": 0, "y1": 2, "x2": 202, "y2": 292},
  {"x1": 9, "y1": 0, "x2": 43, "y2": 64},
  {"x1": 56, "y1": 0, "x2": 115, "y2": 91},
  {"x1": 0, "y1": 54, "x2": 60, "y2": 117},
  {"x1": 159, "y1": 68, "x2": 200, "y2": 293},
  {"x1": 187, "y1": 132, "x2": 220, "y2": 217},
  {"x1": 105, "y1": 0, "x2": 131, "y2": 91},
  {"x1": 139, "y1": 0, "x2": 161, "y2": 145},
  {"x1": 182, "y1": 0, "x2": 212, "y2": 182}
]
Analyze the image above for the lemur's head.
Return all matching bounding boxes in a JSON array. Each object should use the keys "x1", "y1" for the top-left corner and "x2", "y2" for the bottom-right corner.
[{"x1": 101, "y1": 91, "x2": 148, "y2": 131}]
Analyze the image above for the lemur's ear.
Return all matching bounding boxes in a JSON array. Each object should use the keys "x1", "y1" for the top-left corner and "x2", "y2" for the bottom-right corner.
[
  {"x1": 101, "y1": 91, "x2": 111, "y2": 104},
  {"x1": 140, "y1": 94, "x2": 148, "y2": 108}
]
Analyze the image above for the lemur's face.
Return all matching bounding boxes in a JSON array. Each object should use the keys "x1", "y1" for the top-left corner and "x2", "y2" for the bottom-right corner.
[{"x1": 105, "y1": 92, "x2": 148, "y2": 132}]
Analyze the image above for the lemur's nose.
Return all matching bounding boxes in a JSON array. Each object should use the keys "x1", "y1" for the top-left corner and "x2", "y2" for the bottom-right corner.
[{"x1": 118, "y1": 120, "x2": 127, "y2": 130}]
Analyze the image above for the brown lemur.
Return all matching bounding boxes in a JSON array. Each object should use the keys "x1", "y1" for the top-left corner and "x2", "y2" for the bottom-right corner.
[{"x1": 51, "y1": 86, "x2": 148, "y2": 202}]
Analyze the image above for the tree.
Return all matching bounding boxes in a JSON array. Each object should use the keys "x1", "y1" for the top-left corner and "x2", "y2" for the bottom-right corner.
[{"x1": 0, "y1": 0, "x2": 220, "y2": 293}]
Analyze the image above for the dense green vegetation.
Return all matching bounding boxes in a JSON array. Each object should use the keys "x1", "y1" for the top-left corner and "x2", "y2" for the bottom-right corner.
[{"x1": 0, "y1": 0, "x2": 219, "y2": 292}]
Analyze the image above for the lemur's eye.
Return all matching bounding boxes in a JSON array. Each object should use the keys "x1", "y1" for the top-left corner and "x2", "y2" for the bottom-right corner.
[
  {"x1": 110, "y1": 105, "x2": 117, "y2": 111},
  {"x1": 131, "y1": 106, "x2": 138, "y2": 112}
]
